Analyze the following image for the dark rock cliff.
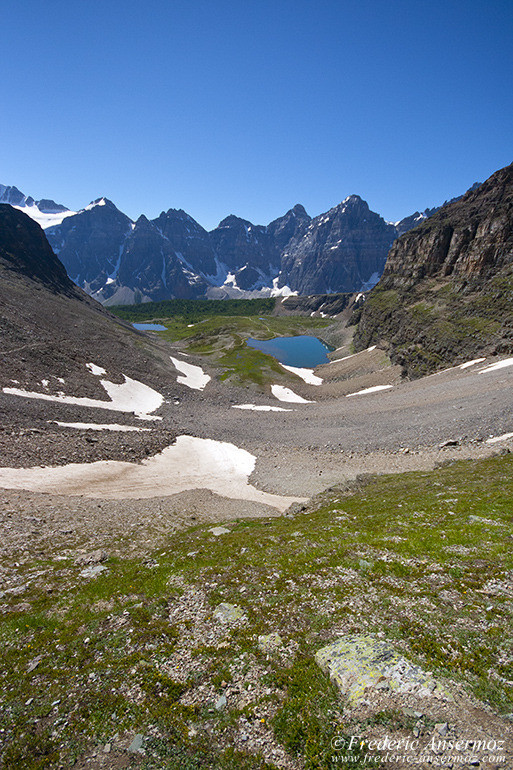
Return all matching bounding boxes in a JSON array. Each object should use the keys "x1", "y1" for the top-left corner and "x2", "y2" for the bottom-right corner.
[
  {"x1": 0, "y1": 204, "x2": 78, "y2": 296},
  {"x1": 354, "y1": 163, "x2": 513, "y2": 377}
]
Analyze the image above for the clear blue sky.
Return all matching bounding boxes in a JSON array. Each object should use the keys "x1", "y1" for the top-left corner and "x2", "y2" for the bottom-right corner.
[{"x1": 2, "y1": 0, "x2": 511, "y2": 230}]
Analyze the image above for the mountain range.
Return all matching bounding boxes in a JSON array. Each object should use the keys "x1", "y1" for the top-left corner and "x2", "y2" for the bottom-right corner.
[{"x1": 0, "y1": 183, "x2": 477, "y2": 305}]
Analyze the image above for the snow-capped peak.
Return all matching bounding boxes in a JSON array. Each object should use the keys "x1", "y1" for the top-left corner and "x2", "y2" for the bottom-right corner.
[{"x1": 84, "y1": 197, "x2": 108, "y2": 211}]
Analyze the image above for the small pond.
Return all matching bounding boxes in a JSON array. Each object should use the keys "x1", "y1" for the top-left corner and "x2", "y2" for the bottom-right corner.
[
  {"x1": 132, "y1": 323, "x2": 167, "y2": 331},
  {"x1": 247, "y1": 335, "x2": 331, "y2": 367}
]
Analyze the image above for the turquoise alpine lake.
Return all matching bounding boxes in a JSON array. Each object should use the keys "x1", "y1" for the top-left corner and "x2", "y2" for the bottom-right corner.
[
  {"x1": 132, "y1": 323, "x2": 167, "y2": 331},
  {"x1": 247, "y1": 335, "x2": 331, "y2": 367}
]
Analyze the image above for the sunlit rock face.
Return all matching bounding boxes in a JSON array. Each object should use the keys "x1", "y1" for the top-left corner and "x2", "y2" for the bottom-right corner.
[{"x1": 278, "y1": 195, "x2": 397, "y2": 295}]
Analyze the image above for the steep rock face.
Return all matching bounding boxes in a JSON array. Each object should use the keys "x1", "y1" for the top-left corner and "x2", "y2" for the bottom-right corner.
[
  {"x1": 46, "y1": 199, "x2": 133, "y2": 290},
  {"x1": 0, "y1": 204, "x2": 77, "y2": 296},
  {"x1": 279, "y1": 196, "x2": 397, "y2": 295},
  {"x1": 109, "y1": 214, "x2": 206, "y2": 305},
  {"x1": 354, "y1": 163, "x2": 513, "y2": 377},
  {"x1": 209, "y1": 215, "x2": 279, "y2": 289},
  {"x1": 48, "y1": 203, "x2": 208, "y2": 304},
  {"x1": 152, "y1": 208, "x2": 217, "y2": 277},
  {"x1": 382, "y1": 167, "x2": 511, "y2": 285},
  {"x1": 267, "y1": 204, "x2": 311, "y2": 252}
]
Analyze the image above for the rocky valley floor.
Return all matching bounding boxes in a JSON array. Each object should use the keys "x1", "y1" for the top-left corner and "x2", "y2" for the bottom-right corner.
[{"x1": 0, "y1": 323, "x2": 513, "y2": 769}]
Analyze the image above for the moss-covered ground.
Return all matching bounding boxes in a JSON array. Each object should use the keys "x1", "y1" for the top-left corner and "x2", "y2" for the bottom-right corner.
[
  {"x1": 1, "y1": 454, "x2": 512, "y2": 767},
  {"x1": 353, "y1": 269, "x2": 513, "y2": 377}
]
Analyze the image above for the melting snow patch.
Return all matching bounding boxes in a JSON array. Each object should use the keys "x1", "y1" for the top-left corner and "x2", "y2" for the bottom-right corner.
[
  {"x1": 280, "y1": 364, "x2": 323, "y2": 385},
  {"x1": 3, "y1": 364, "x2": 163, "y2": 420},
  {"x1": 86, "y1": 363, "x2": 107, "y2": 376},
  {"x1": 486, "y1": 432, "x2": 513, "y2": 444},
  {"x1": 331, "y1": 345, "x2": 377, "y2": 361},
  {"x1": 0, "y1": 435, "x2": 305, "y2": 512},
  {"x1": 170, "y1": 356, "x2": 210, "y2": 390},
  {"x1": 53, "y1": 422, "x2": 150, "y2": 432},
  {"x1": 479, "y1": 358, "x2": 513, "y2": 373},
  {"x1": 271, "y1": 385, "x2": 314, "y2": 403},
  {"x1": 346, "y1": 385, "x2": 393, "y2": 397},
  {"x1": 232, "y1": 404, "x2": 292, "y2": 412},
  {"x1": 459, "y1": 358, "x2": 486, "y2": 370}
]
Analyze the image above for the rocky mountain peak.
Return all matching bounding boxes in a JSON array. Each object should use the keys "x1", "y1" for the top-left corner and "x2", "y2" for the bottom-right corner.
[
  {"x1": 0, "y1": 204, "x2": 78, "y2": 296},
  {"x1": 215, "y1": 214, "x2": 254, "y2": 230}
]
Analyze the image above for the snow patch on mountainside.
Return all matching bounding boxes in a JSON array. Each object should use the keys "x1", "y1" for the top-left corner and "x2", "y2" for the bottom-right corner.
[
  {"x1": 0, "y1": 436, "x2": 306, "y2": 511},
  {"x1": 3, "y1": 364, "x2": 164, "y2": 419}
]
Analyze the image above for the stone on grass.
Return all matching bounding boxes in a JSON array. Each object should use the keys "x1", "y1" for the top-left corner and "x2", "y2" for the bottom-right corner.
[
  {"x1": 80, "y1": 564, "x2": 107, "y2": 579},
  {"x1": 209, "y1": 526, "x2": 231, "y2": 536},
  {"x1": 213, "y1": 603, "x2": 246, "y2": 623},
  {"x1": 215, "y1": 694, "x2": 227, "y2": 710},
  {"x1": 128, "y1": 734, "x2": 144, "y2": 752},
  {"x1": 315, "y1": 635, "x2": 444, "y2": 704},
  {"x1": 258, "y1": 633, "x2": 284, "y2": 653},
  {"x1": 74, "y1": 549, "x2": 109, "y2": 566}
]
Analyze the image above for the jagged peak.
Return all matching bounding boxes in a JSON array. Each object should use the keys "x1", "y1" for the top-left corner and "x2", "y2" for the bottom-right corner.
[
  {"x1": 83, "y1": 197, "x2": 110, "y2": 211},
  {"x1": 215, "y1": 214, "x2": 255, "y2": 230}
]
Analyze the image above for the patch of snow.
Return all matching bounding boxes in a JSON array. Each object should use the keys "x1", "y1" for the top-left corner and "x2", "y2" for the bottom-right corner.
[
  {"x1": 12, "y1": 204, "x2": 77, "y2": 229},
  {"x1": 232, "y1": 404, "x2": 292, "y2": 412},
  {"x1": 346, "y1": 385, "x2": 393, "y2": 397},
  {"x1": 3, "y1": 363, "x2": 163, "y2": 420},
  {"x1": 41, "y1": 379, "x2": 49, "y2": 388},
  {"x1": 486, "y1": 432, "x2": 513, "y2": 444},
  {"x1": 84, "y1": 198, "x2": 107, "y2": 211},
  {"x1": 86, "y1": 363, "x2": 107, "y2": 376},
  {"x1": 355, "y1": 292, "x2": 365, "y2": 303},
  {"x1": 459, "y1": 358, "x2": 486, "y2": 369},
  {"x1": 479, "y1": 358, "x2": 513, "y2": 374},
  {"x1": 270, "y1": 277, "x2": 298, "y2": 298},
  {"x1": 271, "y1": 385, "x2": 314, "y2": 403},
  {"x1": 53, "y1": 422, "x2": 150, "y2": 432},
  {"x1": 170, "y1": 356, "x2": 210, "y2": 391},
  {"x1": 330, "y1": 345, "x2": 376, "y2": 362},
  {"x1": 0, "y1": 435, "x2": 306, "y2": 512},
  {"x1": 280, "y1": 364, "x2": 323, "y2": 385}
]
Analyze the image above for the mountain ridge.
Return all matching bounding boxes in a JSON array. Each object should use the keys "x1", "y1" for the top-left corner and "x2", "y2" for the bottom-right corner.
[
  {"x1": 1, "y1": 178, "x2": 483, "y2": 304},
  {"x1": 353, "y1": 162, "x2": 513, "y2": 377}
]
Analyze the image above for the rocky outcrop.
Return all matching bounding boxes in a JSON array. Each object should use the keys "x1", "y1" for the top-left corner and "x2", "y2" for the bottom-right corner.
[
  {"x1": 278, "y1": 195, "x2": 397, "y2": 295},
  {"x1": 0, "y1": 204, "x2": 77, "y2": 296},
  {"x1": 354, "y1": 163, "x2": 513, "y2": 377},
  {"x1": 152, "y1": 208, "x2": 217, "y2": 277},
  {"x1": 277, "y1": 293, "x2": 352, "y2": 316},
  {"x1": 0, "y1": 205, "x2": 176, "y2": 393}
]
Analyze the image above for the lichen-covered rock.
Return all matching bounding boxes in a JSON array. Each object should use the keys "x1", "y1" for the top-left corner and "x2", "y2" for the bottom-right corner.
[
  {"x1": 213, "y1": 603, "x2": 246, "y2": 623},
  {"x1": 257, "y1": 633, "x2": 283, "y2": 653},
  {"x1": 315, "y1": 635, "x2": 445, "y2": 704}
]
